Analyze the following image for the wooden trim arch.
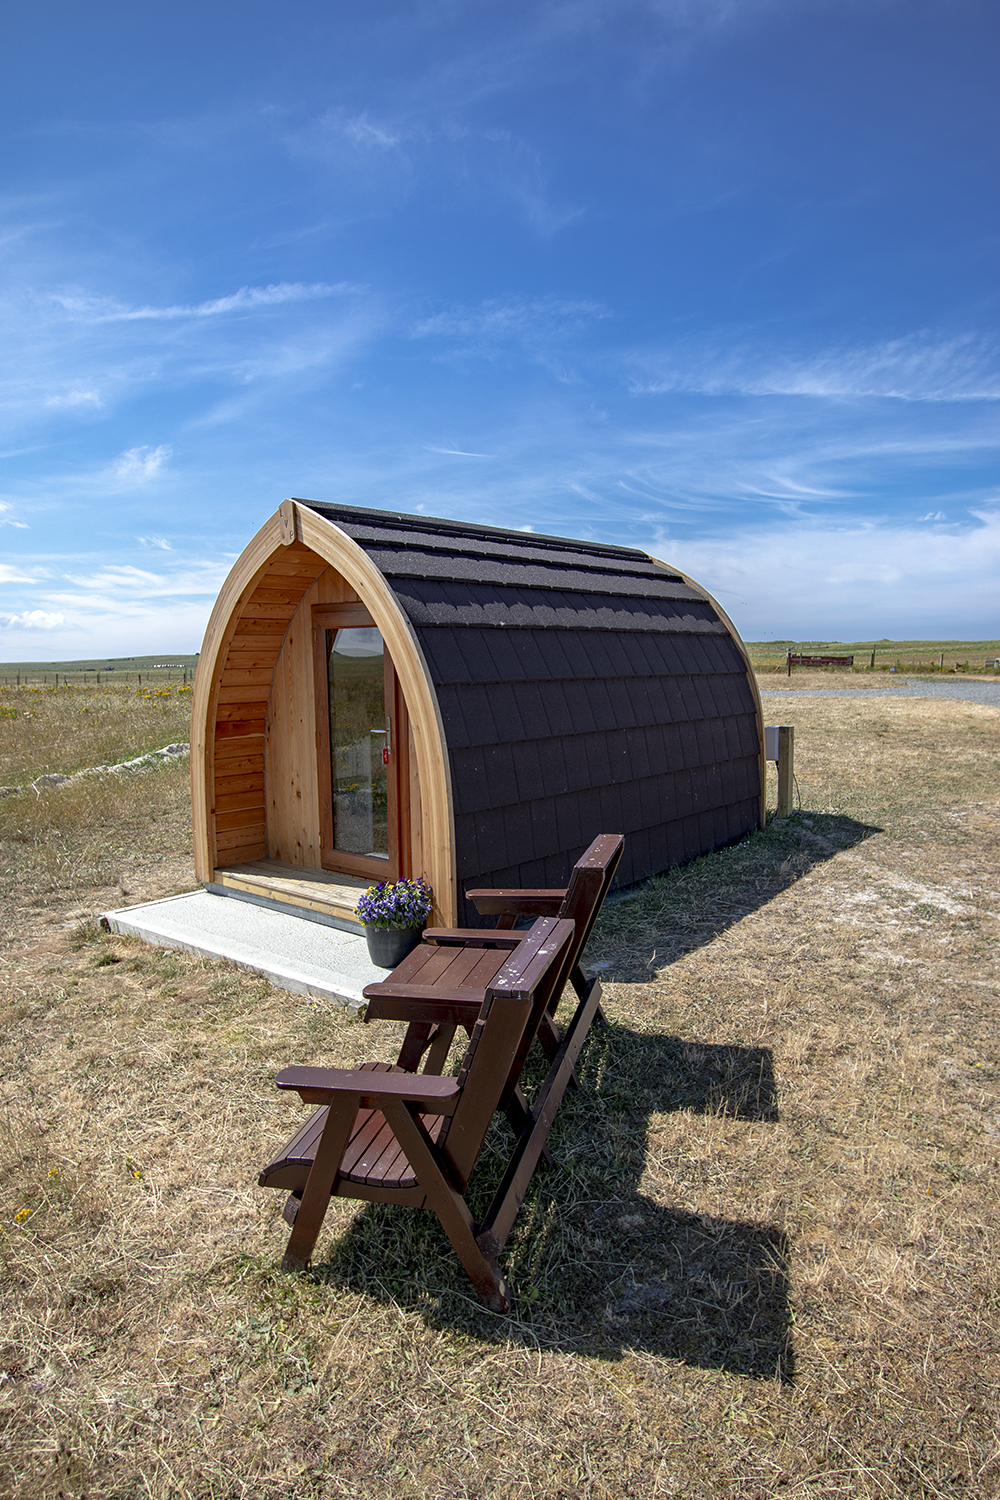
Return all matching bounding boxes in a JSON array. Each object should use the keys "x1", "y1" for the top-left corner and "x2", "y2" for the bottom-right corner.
[{"x1": 190, "y1": 500, "x2": 457, "y2": 922}]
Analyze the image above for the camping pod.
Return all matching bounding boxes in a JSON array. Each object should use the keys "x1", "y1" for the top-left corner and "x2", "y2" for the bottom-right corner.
[{"x1": 190, "y1": 500, "x2": 765, "y2": 930}]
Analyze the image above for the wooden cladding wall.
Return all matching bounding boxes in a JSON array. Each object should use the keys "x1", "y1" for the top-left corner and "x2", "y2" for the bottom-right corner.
[
  {"x1": 211, "y1": 542, "x2": 327, "y2": 866},
  {"x1": 265, "y1": 564, "x2": 354, "y2": 868},
  {"x1": 264, "y1": 558, "x2": 425, "y2": 876}
]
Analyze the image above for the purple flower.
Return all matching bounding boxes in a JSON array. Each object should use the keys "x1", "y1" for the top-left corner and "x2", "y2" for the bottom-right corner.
[{"x1": 355, "y1": 877, "x2": 433, "y2": 929}]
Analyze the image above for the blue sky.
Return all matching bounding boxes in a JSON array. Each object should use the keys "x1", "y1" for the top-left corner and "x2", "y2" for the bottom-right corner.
[{"x1": 1, "y1": 0, "x2": 997, "y2": 658}]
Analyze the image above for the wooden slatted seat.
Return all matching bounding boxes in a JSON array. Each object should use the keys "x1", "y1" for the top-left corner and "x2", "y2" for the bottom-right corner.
[
  {"x1": 258, "y1": 917, "x2": 575, "y2": 1310},
  {"x1": 262, "y1": 1063, "x2": 450, "y2": 1194}
]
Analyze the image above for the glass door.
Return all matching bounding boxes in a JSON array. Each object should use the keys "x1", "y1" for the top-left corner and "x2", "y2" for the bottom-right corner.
[
  {"x1": 313, "y1": 604, "x2": 408, "y2": 880},
  {"x1": 328, "y1": 625, "x2": 388, "y2": 859}
]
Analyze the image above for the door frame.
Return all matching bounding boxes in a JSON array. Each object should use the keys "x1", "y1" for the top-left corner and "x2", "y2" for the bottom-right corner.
[{"x1": 312, "y1": 603, "x2": 411, "y2": 882}]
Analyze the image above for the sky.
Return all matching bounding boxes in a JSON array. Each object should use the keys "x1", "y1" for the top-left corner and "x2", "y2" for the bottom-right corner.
[{"x1": 1, "y1": 0, "x2": 998, "y2": 660}]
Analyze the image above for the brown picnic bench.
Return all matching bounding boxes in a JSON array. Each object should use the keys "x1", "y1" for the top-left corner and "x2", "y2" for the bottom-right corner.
[
  {"x1": 366, "y1": 831, "x2": 624, "y2": 1072},
  {"x1": 258, "y1": 834, "x2": 624, "y2": 1308},
  {"x1": 258, "y1": 915, "x2": 575, "y2": 1311}
]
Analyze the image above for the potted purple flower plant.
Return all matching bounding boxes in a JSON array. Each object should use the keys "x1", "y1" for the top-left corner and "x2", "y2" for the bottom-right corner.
[{"x1": 355, "y1": 877, "x2": 434, "y2": 968}]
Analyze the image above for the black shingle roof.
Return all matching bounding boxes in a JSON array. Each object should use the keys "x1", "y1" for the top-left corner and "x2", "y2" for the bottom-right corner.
[{"x1": 299, "y1": 500, "x2": 761, "y2": 917}]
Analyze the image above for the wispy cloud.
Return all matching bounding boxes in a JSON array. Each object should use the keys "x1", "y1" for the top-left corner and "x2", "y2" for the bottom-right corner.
[
  {"x1": 138, "y1": 535, "x2": 172, "y2": 550},
  {"x1": 648, "y1": 508, "x2": 1000, "y2": 639},
  {"x1": 339, "y1": 113, "x2": 401, "y2": 150},
  {"x1": 0, "y1": 562, "x2": 42, "y2": 583},
  {"x1": 423, "y1": 444, "x2": 494, "y2": 457},
  {"x1": 630, "y1": 331, "x2": 1000, "y2": 403},
  {"x1": 52, "y1": 281, "x2": 353, "y2": 324},
  {"x1": 112, "y1": 444, "x2": 171, "y2": 482},
  {"x1": 0, "y1": 552, "x2": 235, "y2": 657},
  {"x1": 0, "y1": 266, "x2": 380, "y2": 440},
  {"x1": 414, "y1": 295, "x2": 606, "y2": 343},
  {"x1": 0, "y1": 502, "x2": 29, "y2": 529},
  {"x1": 44, "y1": 388, "x2": 102, "y2": 409},
  {"x1": 412, "y1": 294, "x2": 608, "y2": 380},
  {"x1": 55, "y1": 561, "x2": 221, "y2": 597}
]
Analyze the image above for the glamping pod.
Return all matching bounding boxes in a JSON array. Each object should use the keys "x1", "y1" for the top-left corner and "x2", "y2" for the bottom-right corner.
[{"x1": 191, "y1": 500, "x2": 765, "y2": 930}]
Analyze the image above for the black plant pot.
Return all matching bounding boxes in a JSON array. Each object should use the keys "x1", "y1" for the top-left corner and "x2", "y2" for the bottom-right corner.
[{"x1": 364, "y1": 923, "x2": 425, "y2": 969}]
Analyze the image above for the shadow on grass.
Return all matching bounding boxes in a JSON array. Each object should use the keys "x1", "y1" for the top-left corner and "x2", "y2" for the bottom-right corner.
[
  {"x1": 307, "y1": 1021, "x2": 793, "y2": 1382},
  {"x1": 589, "y1": 810, "x2": 881, "y2": 983}
]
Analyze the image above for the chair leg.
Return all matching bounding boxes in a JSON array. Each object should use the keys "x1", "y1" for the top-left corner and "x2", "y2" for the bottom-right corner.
[
  {"x1": 422, "y1": 1022, "x2": 457, "y2": 1075},
  {"x1": 281, "y1": 1093, "x2": 359, "y2": 1271},
  {"x1": 536, "y1": 1013, "x2": 580, "y2": 1091},
  {"x1": 570, "y1": 964, "x2": 608, "y2": 1028},
  {"x1": 395, "y1": 1022, "x2": 434, "y2": 1072},
  {"x1": 504, "y1": 1086, "x2": 553, "y2": 1168},
  {"x1": 381, "y1": 1099, "x2": 512, "y2": 1313},
  {"x1": 481, "y1": 978, "x2": 605, "y2": 1254}
]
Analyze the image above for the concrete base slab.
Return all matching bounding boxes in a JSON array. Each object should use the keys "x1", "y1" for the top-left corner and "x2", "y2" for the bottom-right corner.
[{"x1": 102, "y1": 888, "x2": 388, "y2": 1013}]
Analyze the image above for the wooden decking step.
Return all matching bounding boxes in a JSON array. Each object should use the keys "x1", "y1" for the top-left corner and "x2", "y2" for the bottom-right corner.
[{"x1": 209, "y1": 860, "x2": 370, "y2": 932}]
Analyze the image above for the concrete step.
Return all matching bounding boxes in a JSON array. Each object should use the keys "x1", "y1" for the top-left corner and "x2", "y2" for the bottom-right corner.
[{"x1": 102, "y1": 889, "x2": 387, "y2": 1012}]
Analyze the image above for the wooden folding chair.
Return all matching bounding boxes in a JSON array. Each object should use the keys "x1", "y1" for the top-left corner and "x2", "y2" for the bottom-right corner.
[
  {"x1": 360, "y1": 835, "x2": 624, "y2": 1241},
  {"x1": 258, "y1": 917, "x2": 575, "y2": 1311}
]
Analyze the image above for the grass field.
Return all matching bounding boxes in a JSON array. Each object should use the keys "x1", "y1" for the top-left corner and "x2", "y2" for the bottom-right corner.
[
  {"x1": 1, "y1": 680, "x2": 998, "y2": 1498},
  {"x1": 0, "y1": 654, "x2": 199, "y2": 690},
  {"x1": 746, "y1": 638, "x2": 1000, "y2": 675},
  {"x1": 0, "y1": 680, "x2": 194, "y2": 787}
]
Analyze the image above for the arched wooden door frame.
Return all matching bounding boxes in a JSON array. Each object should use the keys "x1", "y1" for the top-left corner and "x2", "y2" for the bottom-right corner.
[{"x1": 190, "y1": 500, "x2": 457, "y2": 923}]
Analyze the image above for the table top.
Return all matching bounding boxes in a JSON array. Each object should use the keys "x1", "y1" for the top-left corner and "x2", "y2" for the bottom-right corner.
[
  {"x1": 376, "y1": 937, "x2": 510, "y2": 992},
  {"x1": 362, "y1": 938, "x2": 514, "y2": 1021}
]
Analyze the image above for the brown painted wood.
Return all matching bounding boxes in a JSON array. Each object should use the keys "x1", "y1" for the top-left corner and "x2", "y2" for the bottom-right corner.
[
  {"x1": 371, "y1": 835, "x2": 623, "y2": 1078},
  {"x1": 464, "y1": 889, "x2": 566, "y2": 916},
  {"x1": 480, "y1": 977, "x2": 605, "y2": 1254},
  {"x1": 420, "y1": 928, "x2": 522, "y2": 948},
  {"x1": 259, "y1": 916, "x2": 574, "y2": 1309}
]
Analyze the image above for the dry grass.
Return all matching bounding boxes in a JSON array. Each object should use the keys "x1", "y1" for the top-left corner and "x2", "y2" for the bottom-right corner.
[
  {"x1": 2, "y1": 694, "x2": 999, "y2": 1498},
  {"x1": 0, "y1": 681, "x2": 193, "y2": 786}
]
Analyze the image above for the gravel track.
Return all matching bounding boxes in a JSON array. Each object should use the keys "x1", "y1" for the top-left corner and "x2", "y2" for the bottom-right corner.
[{"x1": 761, "y1": 679, "x2": 1000, "y2": 709}]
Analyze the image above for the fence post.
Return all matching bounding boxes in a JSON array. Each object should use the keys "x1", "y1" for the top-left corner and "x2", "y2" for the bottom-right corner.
[{"x1": 777, "y1": 726, "x2": 795, "y2": 818}]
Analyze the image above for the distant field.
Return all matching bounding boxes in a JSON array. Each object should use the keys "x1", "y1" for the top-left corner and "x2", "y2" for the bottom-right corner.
[
  {"x1": 746, "y1": 638, "x2": 1000, "y2": 674},
  {"x1": 0, "y1": 653, "x2": 200, "y2": 688},
  {"x1": 4, "y1": 642, "x2": 999, "y2": 689}
]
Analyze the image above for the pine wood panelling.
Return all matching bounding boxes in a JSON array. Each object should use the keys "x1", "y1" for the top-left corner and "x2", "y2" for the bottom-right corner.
[
  {"x1": 191, "y1": 527, "x2": 326, "y2": 879},
  {"x1": 215, "y1": 789, "x2": 267, "y2": 815},
  {"x1": 265, "y1": 570, "x2": 325, "y2": 868},
  {"x1": 216, "y1": 834, "x2": 267, "y2": 861},
  {"x1": 215, "y1": 772, "x2": 264, "y2": 796},
  {"x1": 192, "y1": 508, "x2": 453, "y2": 919},
  {"x1": 217, "y1": 684, "x2": 272, "y2": 704},
  {"x1": 212, "y1": 862, "x2": 369, "y2": 927}
]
